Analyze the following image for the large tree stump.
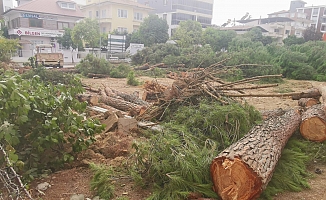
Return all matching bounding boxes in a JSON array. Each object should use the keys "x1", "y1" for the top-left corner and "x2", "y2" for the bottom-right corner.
[
  {"x1": 300, "y1": 104, "x2": 326, "y2": 142},
  {"x1": 210, "y1": 109, "x2": 301, "y2": 200}
]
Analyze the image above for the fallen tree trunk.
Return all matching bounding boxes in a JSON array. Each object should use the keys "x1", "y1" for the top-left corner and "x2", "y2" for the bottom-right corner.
[
  {"x1": 77, "y1": 94, "x2": 99, "y2": 106},
  {"x1": 210, "y1": 109, "x2": 301, "y2": 200},
  {"x1": 87, "y1": 73, "x2": 110, "y2": 78},
  {"x1": 99, "y1": 91, "x2": 146, "y2": 116},
  {"x1": 260, "y1": 108, "x2": 286, "y2": 120},
  {"x1": 300, "y1": 104, "x2": 326, "y2": 142},
  {"x1": 291, "y1": 88, "x2": 321, "y2": 100},
  {"x1": 134, "y1": 64, "x2": 150, "y2": 70},
  {"x1": 111, "y1": 89, "x2": 149, "y2": 106},
  {"x1": 298, "y1": 98, "x2": 319, "y2": 108},
  {"x1": 317, "y1": 85, "x2": 326, "y2": 113}
]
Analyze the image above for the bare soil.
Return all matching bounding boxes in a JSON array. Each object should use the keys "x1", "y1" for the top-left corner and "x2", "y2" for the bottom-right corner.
[{"x1": 29, "y1": 77, "x2": 326, "y2": 200}]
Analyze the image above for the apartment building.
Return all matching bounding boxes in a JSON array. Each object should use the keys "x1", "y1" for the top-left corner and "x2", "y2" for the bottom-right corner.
[
  {"x1": 297, "y1": 5, "x2": 326, "y2": 33},
  {"x1": 3, "y1": 0, "x2": 84, "y2": 60},
  {"x1": 137, "y1": 0, "x2": 214, "y2": 36},
  {"x1": 81, "y1": 0, "x2": 153, "y2": 34},
  {"x1": 1, "y1": 0, "x2": 14, "y2": 13}
]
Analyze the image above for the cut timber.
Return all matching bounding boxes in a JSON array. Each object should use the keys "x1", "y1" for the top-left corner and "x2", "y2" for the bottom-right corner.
[
  {"x1": 300, "y1": 104, "x2": 326, "y2": 142},
  {"x1": 118, "y1": 118, "x2": 138, "y2": 135},
  {"x1": 102, "y1": 113, "x2": 119, "y2": 133},
  {"x1": 316, "y1": 85, "x2": 326, "y2": 113},
  {"x1": 260, "y1": 108, "x2": 286, "y2": 120},
  {"x1": 87, "y1": 73, "x2": 110, "y2": 78},
  {"x1": 111, "y1": 89, "x2": 149, "y2": 106},
  {"x1": 298, "y1": 98, "x2": 319, "y2": 108},
  {"x1": 291, "y1": 88, "x2": 321, "y2": 100},
  {"x1": 134, "y1": 64, "x2": 150, "y2": 70},
  {"x1": 77, "y1": 94, "x2": 98, "y2": 106},
  {"x1": 99, "y1": 91, "x2": 144, "y2": 116},
  {"x1": 210, "y1": 109, "x2": 301, "y2": 200}
]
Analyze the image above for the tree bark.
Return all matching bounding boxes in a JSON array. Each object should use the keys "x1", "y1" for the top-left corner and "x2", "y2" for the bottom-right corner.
[
  {"x1": 300, "y1": 104, "x2": 326, "y2": 142},
  {"x1": 210, "y1": 109, "x2": 301, "y2": 200},
  {"x1": 317, "y1": 85, "x2": 326, "y2": 113},
  {"x1": 111, "y1": 89, "x2": 149, "y2": 106},
  {"x1": 87, "y1": 73, "x2": 110, "y2": 78},
  {"x1": 134, "y1": 64, "x2": 150, "y2": 70},
  {"x1": 298, "y1": 98, "x2": 319, "y2": 108},
  {"x1": 291, "y1": 88, "x2": 321, "y2": 100},
  {"x1": 99, "y1": 91, "x2": 145, "y2": 116},
  {"x1": 77, "y1": 94, "x2": 98, "y2": 106}
]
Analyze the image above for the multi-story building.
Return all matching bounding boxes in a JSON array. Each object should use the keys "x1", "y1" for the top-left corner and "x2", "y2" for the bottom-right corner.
[
  {"x1": 81, "y1": 0, "x2": 153, "y2": 34},
  {"x1": 3, "y1": 0, "x2": 84, "y2": 61},
  {"x1": 137, "y1": 0, "x2": 214, "y2": 36},
  {"x1": 296, "y1": 5, "x2": 326, "y2": 34},
  {"x1": 1, "y1": 0, "x2": 14, "y2": 15}
]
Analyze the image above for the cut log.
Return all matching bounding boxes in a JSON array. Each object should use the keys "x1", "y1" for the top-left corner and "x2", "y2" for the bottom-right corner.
[
  {"x1": 316, "y1": 85, "x2": 326, "y2": 113},
  {"x1": 150, "y1": 63, "x2": 165, "y2": 68},
  {"x1": 87, "y1": 73, "x2": 110, "y2": 78},
  {"x1": 77, "y1": 94, "x2": 98, "y2": 106},
  {"x1": 99, "y1": 91, "x2": 144, "y2": 116},
  {"x1": 291, "y1": 88, "x2": 321, "y2": 100},
  {"x1": 111, "y1": 89, "x2": 149, "y2": 106},
  {"x1": 210, "y1": 109, "x2": 301, "y2": 200},
  {"x1": 134, "y1": 64, "x2": 150, "y2": 70},
  {"x1": 298, "y1": 98, "x2": 319, "y2": 108},
  {"x1": 300, "y1": 104, "x2": 326, "y2": 142}
]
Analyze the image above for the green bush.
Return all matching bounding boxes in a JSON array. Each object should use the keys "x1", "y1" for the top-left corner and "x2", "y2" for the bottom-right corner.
[
  {"x1": 22, "y1": 67, "x2": 78, "y2": 85},
  {"x1": 0, "y1": 71, "x2": 103, "y2": 181},
  {"x1": 76, "y1": 54, "x2": 112, "y2": 76},
  {"x1": 127, "y1": 71, "x2": 140, "y2": 86},
  {"x1": 110, "y1": 64, "x2": 131, "y2": 78}
]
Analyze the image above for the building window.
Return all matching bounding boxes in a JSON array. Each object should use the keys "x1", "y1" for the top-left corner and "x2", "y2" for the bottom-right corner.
[
  {"x1": 118, "y1": 27, "x2": 127, "y2": 33},
  {"x1": 68, "y1": 3, "x2": 75, "y2": 9},
  {"x1": 163, "y1": 0, "x2": 167, "y2": 6},
  {"x1": 58, "y1": 22, "x2": 69, "y2": 30},
  {"x1": 285, "y1": 30, "x2": 290, "y2": 35},
  {"x1": 102, "y1": 27, "x2": 106, "y2": 33},
  {"x1": 324, "y1": 8, "x2": 326, "y2": 15},
  {"x1": 118, "y1": 9, "x2": 127, "y2": 18},
  {"x1": 134, "y1": 12, "x2": 143, "y2": 21},
  {"x1": 61, "y1": 3, "x2": 67, "y2": 8},
  {"x1": 29, "y1": 18, "x2": 43, "y2": 28},
  {"x1": 10, "y1": 18, "x2": 20, "y2": 29},
  {"x1": 102, "y1": 10, "x2": 106, "y2": 18},
  {"x1": 321, "y1": 25, "x2": 326, "y2": 32},
  {"x1": 96, "y1": 10, "x2": 99, "y2": 18},
  {"x1": 163, "y1": 14, "x2": 167, "y2": 20},
  {"x1": 274, "y1": 29, "x2": 279, "y2": 33},
  {"x1": 89, "y1": 11, "x2": 92, "y2": 18},
  {"x1": 60, "y1": 2, "x2": 75, "y2": 9},
  {"x1": 313, "y1": 8, "x2": 319, "y2": 15}
]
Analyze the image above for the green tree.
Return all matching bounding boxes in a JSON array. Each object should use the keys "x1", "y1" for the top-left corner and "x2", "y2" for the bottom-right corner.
[
  {"x1": 283, "y1": 35, "x2": 305, "y2": 46},
  {"x1": 72, "y1": 18, "x2": 100, "y2": 50},
  {"x1": 173, "y1": 20, "x2": 202, "y2": 48},
  {"x1": 202, "y1": 27, "x2": 236, "y2": 52},
  {"x1": 244, "y1": 27, "x2": 274, "y2": 45},
  {"x1": 303, "y1": 26, "x2": 323, "y2": 42},
  {"x1": 57, "y1": 28, "x2": 81, "y2": 63},
  {"x1": 0, "y1": 38, "x2": 19, "y2": 62},
  {"x1": 137, "y1": 15, "x2": 169, "y2": 46}
]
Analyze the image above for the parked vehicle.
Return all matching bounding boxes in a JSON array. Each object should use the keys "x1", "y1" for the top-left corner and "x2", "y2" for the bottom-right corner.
[{"x1": 35, "y1": 44, "x2": 64, "y2": 68}]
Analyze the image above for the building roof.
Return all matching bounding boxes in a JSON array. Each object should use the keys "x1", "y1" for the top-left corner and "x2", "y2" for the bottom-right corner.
[
  {"x1": 4, "y1": 0, "x2": 84, "y2": 18},
  {"x1": 220, "y1": 25, "x2": 269, "y2": 33},
  {"x1": 83, "y1": 0, "x2": 153, "y2": 10},
  {"x1": 267, "y1": 10, "x2": 289, "y2": 15},
  {"x1": 237, "y1": 17, "x2": 294, "y2": 24}
]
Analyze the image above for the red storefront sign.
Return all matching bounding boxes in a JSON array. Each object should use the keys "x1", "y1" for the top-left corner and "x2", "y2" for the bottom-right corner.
[{"x1": 24, "y1": 30, "x2": 41, "y2": 36}]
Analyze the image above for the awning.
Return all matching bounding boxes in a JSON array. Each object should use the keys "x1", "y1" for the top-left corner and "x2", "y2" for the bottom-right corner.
[{"x1": 18, "y1": 39, "x2": 32, "y2": 44}]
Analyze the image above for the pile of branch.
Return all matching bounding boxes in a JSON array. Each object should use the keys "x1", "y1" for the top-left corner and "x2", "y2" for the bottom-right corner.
[{"x1": 138, "y1": 60, "x2": 322, "y2": 121}]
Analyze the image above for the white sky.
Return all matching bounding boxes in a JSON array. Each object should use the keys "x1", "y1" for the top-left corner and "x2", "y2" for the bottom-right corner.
[{"x1": 212, "y1": 0, "x2": 326, "y2": 26}]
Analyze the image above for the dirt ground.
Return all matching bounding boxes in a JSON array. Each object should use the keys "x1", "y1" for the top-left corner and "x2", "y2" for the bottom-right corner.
[{"x1": 29, "y1": 77, "x2": 326, "y2": 200}]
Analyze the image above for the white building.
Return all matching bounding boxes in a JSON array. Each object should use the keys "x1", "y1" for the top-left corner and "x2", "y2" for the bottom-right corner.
[{"x1": 3, "y1": 0, "x2": 84, "y2": 63}]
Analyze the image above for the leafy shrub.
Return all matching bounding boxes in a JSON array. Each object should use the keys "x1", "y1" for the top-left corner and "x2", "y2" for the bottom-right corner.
[
  {"x1": 110, "y1": 64, "x2": 131, "y2": 78},
  {"x1": 0, "y1": 71, "x2": 103, "y2": 181},
  {"x1": 127, "y1": 71, "x2": 140, "y2": 86},
  {"x1": 76, "y1": 54, "x2": 112, "y2": 75},
  {"x1": 0, "y1": 38, "x2": 18, "y2": 62}
]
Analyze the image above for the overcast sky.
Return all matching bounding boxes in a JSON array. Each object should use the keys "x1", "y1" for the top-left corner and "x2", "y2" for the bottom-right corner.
[{"x1": 212, "y1": 0, "x2": 326, "y2": 26}]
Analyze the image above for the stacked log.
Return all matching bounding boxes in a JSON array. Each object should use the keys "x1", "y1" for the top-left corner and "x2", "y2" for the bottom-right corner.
[
  {"x1": 210, "y1": 109, "x2": 301, "y2": 200},
  {"x1": 300, "y1": 104, "x2": 326, "y2": 142},
  {"x1": 298, "y1": 98, "x2": 319, "y2": 107}
]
